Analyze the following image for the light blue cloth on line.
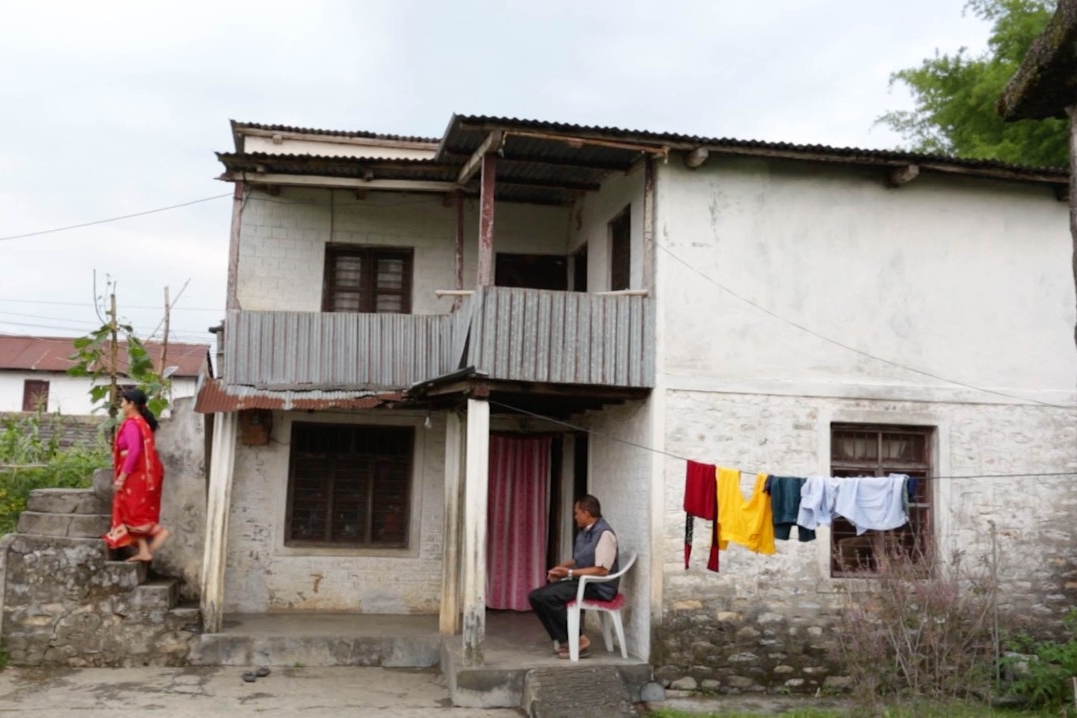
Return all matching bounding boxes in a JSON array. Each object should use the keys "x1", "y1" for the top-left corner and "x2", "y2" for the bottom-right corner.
[
  {"x1": 833, "y1": 474, "x2": 909, "y2": 535},
  {"x1": 796, "y1": 475, "x2": 840, "y2": 530}
]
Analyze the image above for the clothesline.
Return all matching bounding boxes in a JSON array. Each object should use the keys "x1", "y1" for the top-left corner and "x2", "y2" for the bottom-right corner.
[{"x1": 488, "y1": 400, "x2": 1077, "y2": 482}]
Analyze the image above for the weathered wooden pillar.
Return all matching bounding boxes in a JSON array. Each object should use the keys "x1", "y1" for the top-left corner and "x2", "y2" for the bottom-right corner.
[
  {"x1": 226, "y1": 181, "x2": 245, "y2": 312},
  {"x1": 642, "y1": 157, "x2": 656, "y2": 296},
  {"x1": 461, "y1": 397, "x2": 490, "y2": 665},
  {"x1": 453, "y1": 192, "x2": 465, "y2": 310},
  {"x1": 439, "y1": 410, "x2": 465, "y2": 635},
  {"x1": 1068, "y1": 104, "x2": 1077, "y2": 351},
  {"x1": 200, "y1": 411, "x2": 238, "y2": 633},
  {"x1": 476, "y1": 155, "x2": 497, "y2": 287}
]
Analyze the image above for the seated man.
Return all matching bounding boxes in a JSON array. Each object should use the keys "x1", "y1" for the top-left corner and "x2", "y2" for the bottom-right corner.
[{"x1": 528, "y1": 495, "x2": 619, "y2": 658}]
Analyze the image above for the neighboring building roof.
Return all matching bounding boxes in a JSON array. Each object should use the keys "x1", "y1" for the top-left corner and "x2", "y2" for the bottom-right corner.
[
  {"x1": 220, "y1": 113, "x2": 1068, "y2": 206},
  {"x1": 0, "y1": 335, "x2": 210, "y2": 378},
  {"x1": 999, "y1": 0, "x2": 1077, "y2": 120},
  {"x1": 231, "y1": 120, "x2": 440, "y2": 146}
]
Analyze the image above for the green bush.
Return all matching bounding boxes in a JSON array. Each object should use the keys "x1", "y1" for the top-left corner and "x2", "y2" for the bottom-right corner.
[
  {"x1": 1003, "y1": 610, "x2": 1077, "y2": 715},
  {"x1": 0, "y1": 410, "x2": 108, "y2": 535}
]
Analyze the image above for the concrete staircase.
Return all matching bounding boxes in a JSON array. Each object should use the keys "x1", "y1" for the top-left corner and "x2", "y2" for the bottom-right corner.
[{"x1": 0, "y1": 475, "x2": 200, "y2": 666}]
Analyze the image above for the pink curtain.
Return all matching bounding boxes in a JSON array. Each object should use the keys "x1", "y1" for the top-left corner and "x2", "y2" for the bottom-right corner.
[{"x1": 486, "y1": 435, "x2": 551, "y2": 611}]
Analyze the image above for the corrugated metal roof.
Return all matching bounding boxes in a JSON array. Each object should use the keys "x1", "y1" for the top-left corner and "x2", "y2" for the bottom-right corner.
[
  {"x1": 217, "y1": 152, "x2": 458, "y2": 182},
  {"x1": 0, "y1": 335, "x2": 210, "y2": 377},
  {"x1": 195, "y1": 377, "x2": 401, "y2": 413},
  {"x1": 441, "y1": 113, "x2": 1070, "y2": 176},
  {"x1": 232, "y1": 120, "x2": 439, "y2": 145}
]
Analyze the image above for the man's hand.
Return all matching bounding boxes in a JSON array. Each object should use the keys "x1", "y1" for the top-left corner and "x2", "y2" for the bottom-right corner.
[{"x1": 546, "y1": 566, "x2": 569, "y2": 582}]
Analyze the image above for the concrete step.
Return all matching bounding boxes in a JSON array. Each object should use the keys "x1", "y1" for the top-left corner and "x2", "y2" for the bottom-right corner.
[
  {"x1": 133, "y1": 580, "x2": 179, "y2": 611},
  {"x1": 187, "y1": 633, "x2": 440, "y2": 668},
  {"x1": 26, "y1": 488, "x2": 108, "y2": 515},
  {"x1": 16, "y1": 511, "x2": 109, "y2": 538},
  {"x1": 100, "y1": 560, "x2": 148, "y2": 589},
  {"x1": 523, "y1": 666, "x2": 637, "y2": 718}
]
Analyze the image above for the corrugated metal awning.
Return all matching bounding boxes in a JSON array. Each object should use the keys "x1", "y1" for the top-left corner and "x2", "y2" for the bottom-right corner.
[{"x1": 195, "y1": 377, "x2": 401, "y2": 413}]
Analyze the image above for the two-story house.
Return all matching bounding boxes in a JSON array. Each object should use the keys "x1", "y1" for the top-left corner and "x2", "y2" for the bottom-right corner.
[{"x1": 195, "y1": 115, "x2": 1077, "y2": 691}]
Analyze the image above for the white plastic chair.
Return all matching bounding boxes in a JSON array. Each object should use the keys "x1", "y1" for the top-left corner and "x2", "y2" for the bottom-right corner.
[{"x1": 564, "y1": 552, "x2": 637, "y2": 662}]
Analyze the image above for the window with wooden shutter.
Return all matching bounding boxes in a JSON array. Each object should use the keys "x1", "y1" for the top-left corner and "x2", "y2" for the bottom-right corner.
[
  {"x1": 22, "y1": 380, "x2": 49, "y2": 412},
  {"x1": 323, "y1": 245, "x2": 412, "y2": 313},
  {"x1": 286, "y1": 423, "x2": 413, "y2": 548},
  {"x1": 830, "y1": 424, "x2": 933, "y2": 576}
]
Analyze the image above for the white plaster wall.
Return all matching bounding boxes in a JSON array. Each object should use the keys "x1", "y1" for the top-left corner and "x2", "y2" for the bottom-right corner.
[
  {"x1": 0, "y1": 371, "x2": 196, "y2": 415},
  {"x1": 655, "y1": 159, "x2": 1076, "y2": 406},
  {"x1": 581, "y1": 400, "x2": 656, "y2": 660},
  {"x1": 568, "y1": 164, "x2": 646, "y2": 291},
  {"x1": 236, "y1": 188, "x2": 570, "y2": 315},
  {"x1": 223, "y1": 409, "x2": 446, "y2": 613},
  {"x1": 652, "y1": 157, "x2": 1077, "y2": 626}
]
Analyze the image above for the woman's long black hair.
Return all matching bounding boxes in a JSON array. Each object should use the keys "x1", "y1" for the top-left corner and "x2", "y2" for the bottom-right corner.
[{"x1": 120, "y1": 387, "x2": 158, "y2": 432}]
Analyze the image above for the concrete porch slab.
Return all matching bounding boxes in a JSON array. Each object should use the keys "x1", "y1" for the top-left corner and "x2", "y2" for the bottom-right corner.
[{"x1": 187, "y1": 613, "x2": 441, "y2": 668}]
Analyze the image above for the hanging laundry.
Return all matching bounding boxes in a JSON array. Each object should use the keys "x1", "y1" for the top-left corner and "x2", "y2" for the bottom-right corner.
[
  {"x1": 683, "y1": 460, "x2": 719, "y2": 571},
  {"x1": 796, "y1": 475, "x2": 840, "y2": 531},
  {"x1": 717, "y1": 468, "x2": 775, "y2": 555},
  {"x1": 764, "y1": 475, "x2": 816, "y2": 542},
  {"x1": 833, "y1": 474, "x2": 910, "y2": 535}
]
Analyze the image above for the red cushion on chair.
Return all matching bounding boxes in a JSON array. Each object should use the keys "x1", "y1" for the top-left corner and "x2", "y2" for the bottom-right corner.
[{"x1": 567, "y1": 593, "x2": 625, "y2": 610}]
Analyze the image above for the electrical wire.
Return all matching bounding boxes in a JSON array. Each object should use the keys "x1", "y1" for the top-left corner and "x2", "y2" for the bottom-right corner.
[
  {"x1": 0, "y1": 193, "x2": 231, "y2": 242},
  {"x1": 488, "y1": 399, "x2": 1077, "y2": 481}
]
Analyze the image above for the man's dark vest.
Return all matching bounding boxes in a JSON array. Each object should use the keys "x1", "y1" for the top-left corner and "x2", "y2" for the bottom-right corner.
[{"x1": 572, "y1": 517, "x2": 620, "y2": 599}]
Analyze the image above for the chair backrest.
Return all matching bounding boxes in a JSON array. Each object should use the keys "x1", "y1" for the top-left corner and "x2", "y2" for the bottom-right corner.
[{"x1": 608, "y1": 552, "x2": 637, "y2": 581}]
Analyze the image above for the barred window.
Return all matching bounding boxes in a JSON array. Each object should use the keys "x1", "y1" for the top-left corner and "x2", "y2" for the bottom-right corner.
[
  {"x1": 830, "y1": 424, "x2": 933, "y2": 576},
  {"x1": 286, "y1": 423, "x2": 413, "y2": 548},
  {"x1": 323, "y1": 245, "x2": 412, "y2": 313}
]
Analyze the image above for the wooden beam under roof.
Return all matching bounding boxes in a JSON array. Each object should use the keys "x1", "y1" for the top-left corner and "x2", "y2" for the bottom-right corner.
[
  {"x1": 457, "y1": 130, "x2": 504, "y2": 185},
  {"x1": 228, "y1": 172, "x2": 458, "y2": 193},
  {"x1": 444, "y1": 149, "x2": 633, "y2": 173}
]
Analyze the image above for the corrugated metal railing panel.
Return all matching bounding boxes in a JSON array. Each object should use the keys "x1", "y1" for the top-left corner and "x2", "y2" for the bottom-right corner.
[
  {"x1": 225, "y1": 310, "x2": 454, "y2": 389},
  {"x1": 464, "y1": 288, "x2": 654, "y2": 388}
]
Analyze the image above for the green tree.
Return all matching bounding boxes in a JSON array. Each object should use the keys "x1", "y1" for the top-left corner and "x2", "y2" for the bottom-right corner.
[
  {"x1": 67, "y1": 280, "x2": 170, "y2": 434},
  {"x1": 880, "y1": 0, "x2": 1067, "y2": 167}
]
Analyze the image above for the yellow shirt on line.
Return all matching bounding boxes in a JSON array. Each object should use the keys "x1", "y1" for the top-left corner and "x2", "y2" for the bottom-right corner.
[{"x1": 716, "y1": 467, "x2": 776, "y2": 555}]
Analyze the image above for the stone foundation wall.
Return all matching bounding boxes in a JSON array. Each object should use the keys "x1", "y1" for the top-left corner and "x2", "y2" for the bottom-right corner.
[{"x1": 0, "y1": 473, "x2": 199, "y2": 666}]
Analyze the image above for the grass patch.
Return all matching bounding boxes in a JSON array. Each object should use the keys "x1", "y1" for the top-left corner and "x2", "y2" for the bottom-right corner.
[{"x1": 647, "y1": 701, "x2": 1058, "y2": 717}]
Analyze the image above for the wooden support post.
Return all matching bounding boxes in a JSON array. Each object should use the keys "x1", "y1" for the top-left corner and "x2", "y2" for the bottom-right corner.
[
  {"x1": 440, "y1": 411, "x2": 465, "y2": 635},
  {"x1": 461, "y1": 398, "x2": 490, "y2": 665},
  {"x1": 642, "y1": 157, "x2": 656, "y2": 296},
  {"x1": 454, "y1": 192, "x2": 465, "y2": 310},
  {"x1": 477, "y1": 155, "x2": 496, "y2": 287},
  {"x1": 200, "y1": 411, "x2": 238, "y2": 634},
  {"x1": 227, "y1": 182, "x2": 245, "y2": 312}
]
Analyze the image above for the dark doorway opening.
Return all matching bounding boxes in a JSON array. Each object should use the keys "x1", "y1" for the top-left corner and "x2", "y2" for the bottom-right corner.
[{"x1": 495, "y1": 253, "x2": 568, "y2": 290}]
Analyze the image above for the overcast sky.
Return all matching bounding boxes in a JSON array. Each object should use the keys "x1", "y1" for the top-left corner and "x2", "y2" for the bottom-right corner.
[{"x1": 0, "y1": 0, "x2": 994, "y2": 348}]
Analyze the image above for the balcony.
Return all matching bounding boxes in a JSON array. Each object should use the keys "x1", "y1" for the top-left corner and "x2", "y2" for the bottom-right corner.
[{"x1": 222, "y1": 287, "x2": 654, "y2": 391}]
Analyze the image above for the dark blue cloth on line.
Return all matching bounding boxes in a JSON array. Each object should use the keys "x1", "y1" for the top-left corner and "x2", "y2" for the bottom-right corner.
[{"x1": 764, "y1": 475, "x2": 816, "y2": 542}]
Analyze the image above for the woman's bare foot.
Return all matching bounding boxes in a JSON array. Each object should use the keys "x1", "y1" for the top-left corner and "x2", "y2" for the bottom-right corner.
[{"x1": 125, "y1": 552, "x2": 153, "y2": 563}]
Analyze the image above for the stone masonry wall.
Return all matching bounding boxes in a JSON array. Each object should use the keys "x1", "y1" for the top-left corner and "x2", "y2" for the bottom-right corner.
[
  {"x1": 0, "y1": 470, "x2": 199, "y2": 666},
  {"x1": 652, "y1": 390, "x2": 1077, "y2": 693}
]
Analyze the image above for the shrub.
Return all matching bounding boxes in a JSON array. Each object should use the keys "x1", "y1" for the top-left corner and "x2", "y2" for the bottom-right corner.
[
  {"x1": 1003, "y1": 609, "x2": 1077, "y2": 716},
  {"x1": 836, "y1": 538, "x2": 997, "y2": 706},
  {"x1": 0, "y1": 410, "x2": 108, "y2": 535}
]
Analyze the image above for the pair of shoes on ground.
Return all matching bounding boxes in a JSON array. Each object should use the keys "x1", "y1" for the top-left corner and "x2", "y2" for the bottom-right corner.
[{"x1": 241, "y1": 666, "x2": 271, "y2": 682}]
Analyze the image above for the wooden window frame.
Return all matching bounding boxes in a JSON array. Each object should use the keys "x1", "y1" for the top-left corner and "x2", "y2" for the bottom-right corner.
[
  {"x1": 285, "y1": 422, "x2": 414, "y2": 548},
  {"x1": 22, "y1": 379, "x2": 49, "y2": 412},
  {"x1": 322, "y1": 244, "x2": 413, "y2": 314},
  {"x1": 829, "y1": 423, "x2": 933, "y2": 577},
  {"x1": 609, "y1": 206, "x2": 631, "y2": 291}
]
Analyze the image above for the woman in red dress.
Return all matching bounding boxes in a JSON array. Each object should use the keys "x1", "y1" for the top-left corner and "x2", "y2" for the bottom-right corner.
[{"x1": 103, "y1": 388, "x2": 169, "y2": 562}]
